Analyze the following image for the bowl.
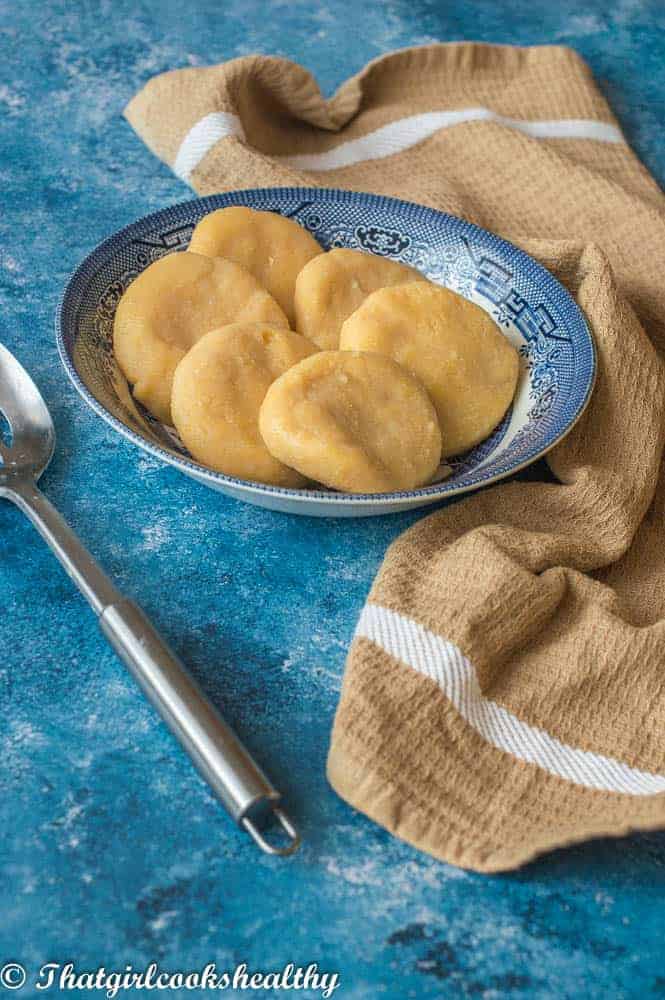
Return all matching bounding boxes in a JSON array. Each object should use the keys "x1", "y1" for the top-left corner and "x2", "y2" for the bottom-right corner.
[{"x1": 56, "y1": 187, "x2": 595, "y2": 518}]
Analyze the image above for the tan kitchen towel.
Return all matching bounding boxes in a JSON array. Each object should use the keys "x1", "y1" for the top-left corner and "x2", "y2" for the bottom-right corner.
[{"x1": 126, "y1": 43, "x2": 665, "y2": 871}]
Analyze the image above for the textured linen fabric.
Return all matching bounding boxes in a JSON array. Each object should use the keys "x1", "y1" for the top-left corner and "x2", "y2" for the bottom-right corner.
[{"x1": 125, "y1": 43, "x2": 665, "y2": 871}]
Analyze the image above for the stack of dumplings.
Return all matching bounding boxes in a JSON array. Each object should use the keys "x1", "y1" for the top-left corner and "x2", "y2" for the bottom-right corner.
[{"x1": 113, "y1": 206, "x2": 520, "y2": 494}]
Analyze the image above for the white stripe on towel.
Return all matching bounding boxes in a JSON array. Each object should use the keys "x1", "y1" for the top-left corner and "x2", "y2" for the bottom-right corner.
[
  {"x1": 279, "y1": 109, "x2": 623, "y2": 171},
  {"x1": 356, "y1": 603, "x2": 665, "y2": 796},
  {"x1": 172, "y1": 108, "x2": 623, "y2": 181},
  {"x1": 174, "y1": 112, "x2": 246, "y2": 181}
]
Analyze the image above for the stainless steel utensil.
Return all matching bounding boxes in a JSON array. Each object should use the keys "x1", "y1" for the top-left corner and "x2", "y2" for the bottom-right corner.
[{"x1": 0, "y1": 342, "x2": 299, "y2": 856}]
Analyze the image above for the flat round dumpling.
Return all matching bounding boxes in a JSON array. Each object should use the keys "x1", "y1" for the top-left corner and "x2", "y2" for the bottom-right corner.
[
  {"x1": 171, "y1": 323, "x2": 316, "y2": 486},
  {"x1": 113, "y1": 251, "x2": 288, "y2": 424},
  {"x1": 340, "y1": 282, "x2": 519, "y2": 457},
  {"x1": 188, "y1": 206, "x2": 322, "y2": 326},
  {"x1": 259, "y1": 351, "x2": 442, "y2": 494},
  {"x1": 294, "y1": 248, "x2": 426, "y2": 350}
]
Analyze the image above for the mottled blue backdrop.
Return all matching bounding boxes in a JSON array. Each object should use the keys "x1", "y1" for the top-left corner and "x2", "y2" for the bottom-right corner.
[{"x1": 1, "y1": 1, "x2": 664, "y2": 998}]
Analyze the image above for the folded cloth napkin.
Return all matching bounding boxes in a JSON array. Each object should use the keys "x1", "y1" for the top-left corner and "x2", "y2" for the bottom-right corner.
[{"x1": 125, "y1": 43, "x2": 665, "y2": 871}]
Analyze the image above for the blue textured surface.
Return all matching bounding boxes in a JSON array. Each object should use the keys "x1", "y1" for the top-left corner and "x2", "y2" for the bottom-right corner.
[{"x1": 1, "y1": 1, "x2": 664, "y2": 997}]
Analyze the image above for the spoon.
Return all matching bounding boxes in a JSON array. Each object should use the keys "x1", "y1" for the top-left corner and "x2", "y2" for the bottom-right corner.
[{"x1": 0, "y1": 342, "x2": 299, "y2": 856}]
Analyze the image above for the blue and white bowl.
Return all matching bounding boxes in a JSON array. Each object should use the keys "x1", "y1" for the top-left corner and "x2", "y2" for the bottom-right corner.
[{"x1": 56, "y1": 188, "x2": 595, "y2": 517}]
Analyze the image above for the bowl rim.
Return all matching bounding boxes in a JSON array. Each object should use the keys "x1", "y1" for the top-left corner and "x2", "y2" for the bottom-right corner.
[{"x1": 55, "y1": 186, "x2": 596, "y2": 506}]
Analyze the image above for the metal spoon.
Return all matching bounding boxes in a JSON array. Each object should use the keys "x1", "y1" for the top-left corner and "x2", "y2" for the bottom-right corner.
[{"x1": 0, "y1": 342, "x2": 299, "y2": 856}]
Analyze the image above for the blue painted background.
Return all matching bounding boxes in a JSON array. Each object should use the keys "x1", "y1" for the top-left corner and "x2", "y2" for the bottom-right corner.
[{"x1": 1, "y1": 1, "x2": 664, "y2": 997}]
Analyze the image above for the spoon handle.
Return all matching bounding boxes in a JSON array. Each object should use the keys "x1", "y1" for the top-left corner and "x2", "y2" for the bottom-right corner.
[{"x1": 8, "y1": 481, "x2": 299, "y2": 856}]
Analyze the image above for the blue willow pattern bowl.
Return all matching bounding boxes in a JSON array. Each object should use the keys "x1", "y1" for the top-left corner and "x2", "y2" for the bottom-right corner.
[{"x1": 56, "y1": 188, "x2": 595, "y2": 517}]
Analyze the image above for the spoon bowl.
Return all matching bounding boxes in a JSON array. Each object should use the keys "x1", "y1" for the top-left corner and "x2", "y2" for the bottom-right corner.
[{"x1": 0, "y1": 343, "x2": 55, "y2": 488}]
